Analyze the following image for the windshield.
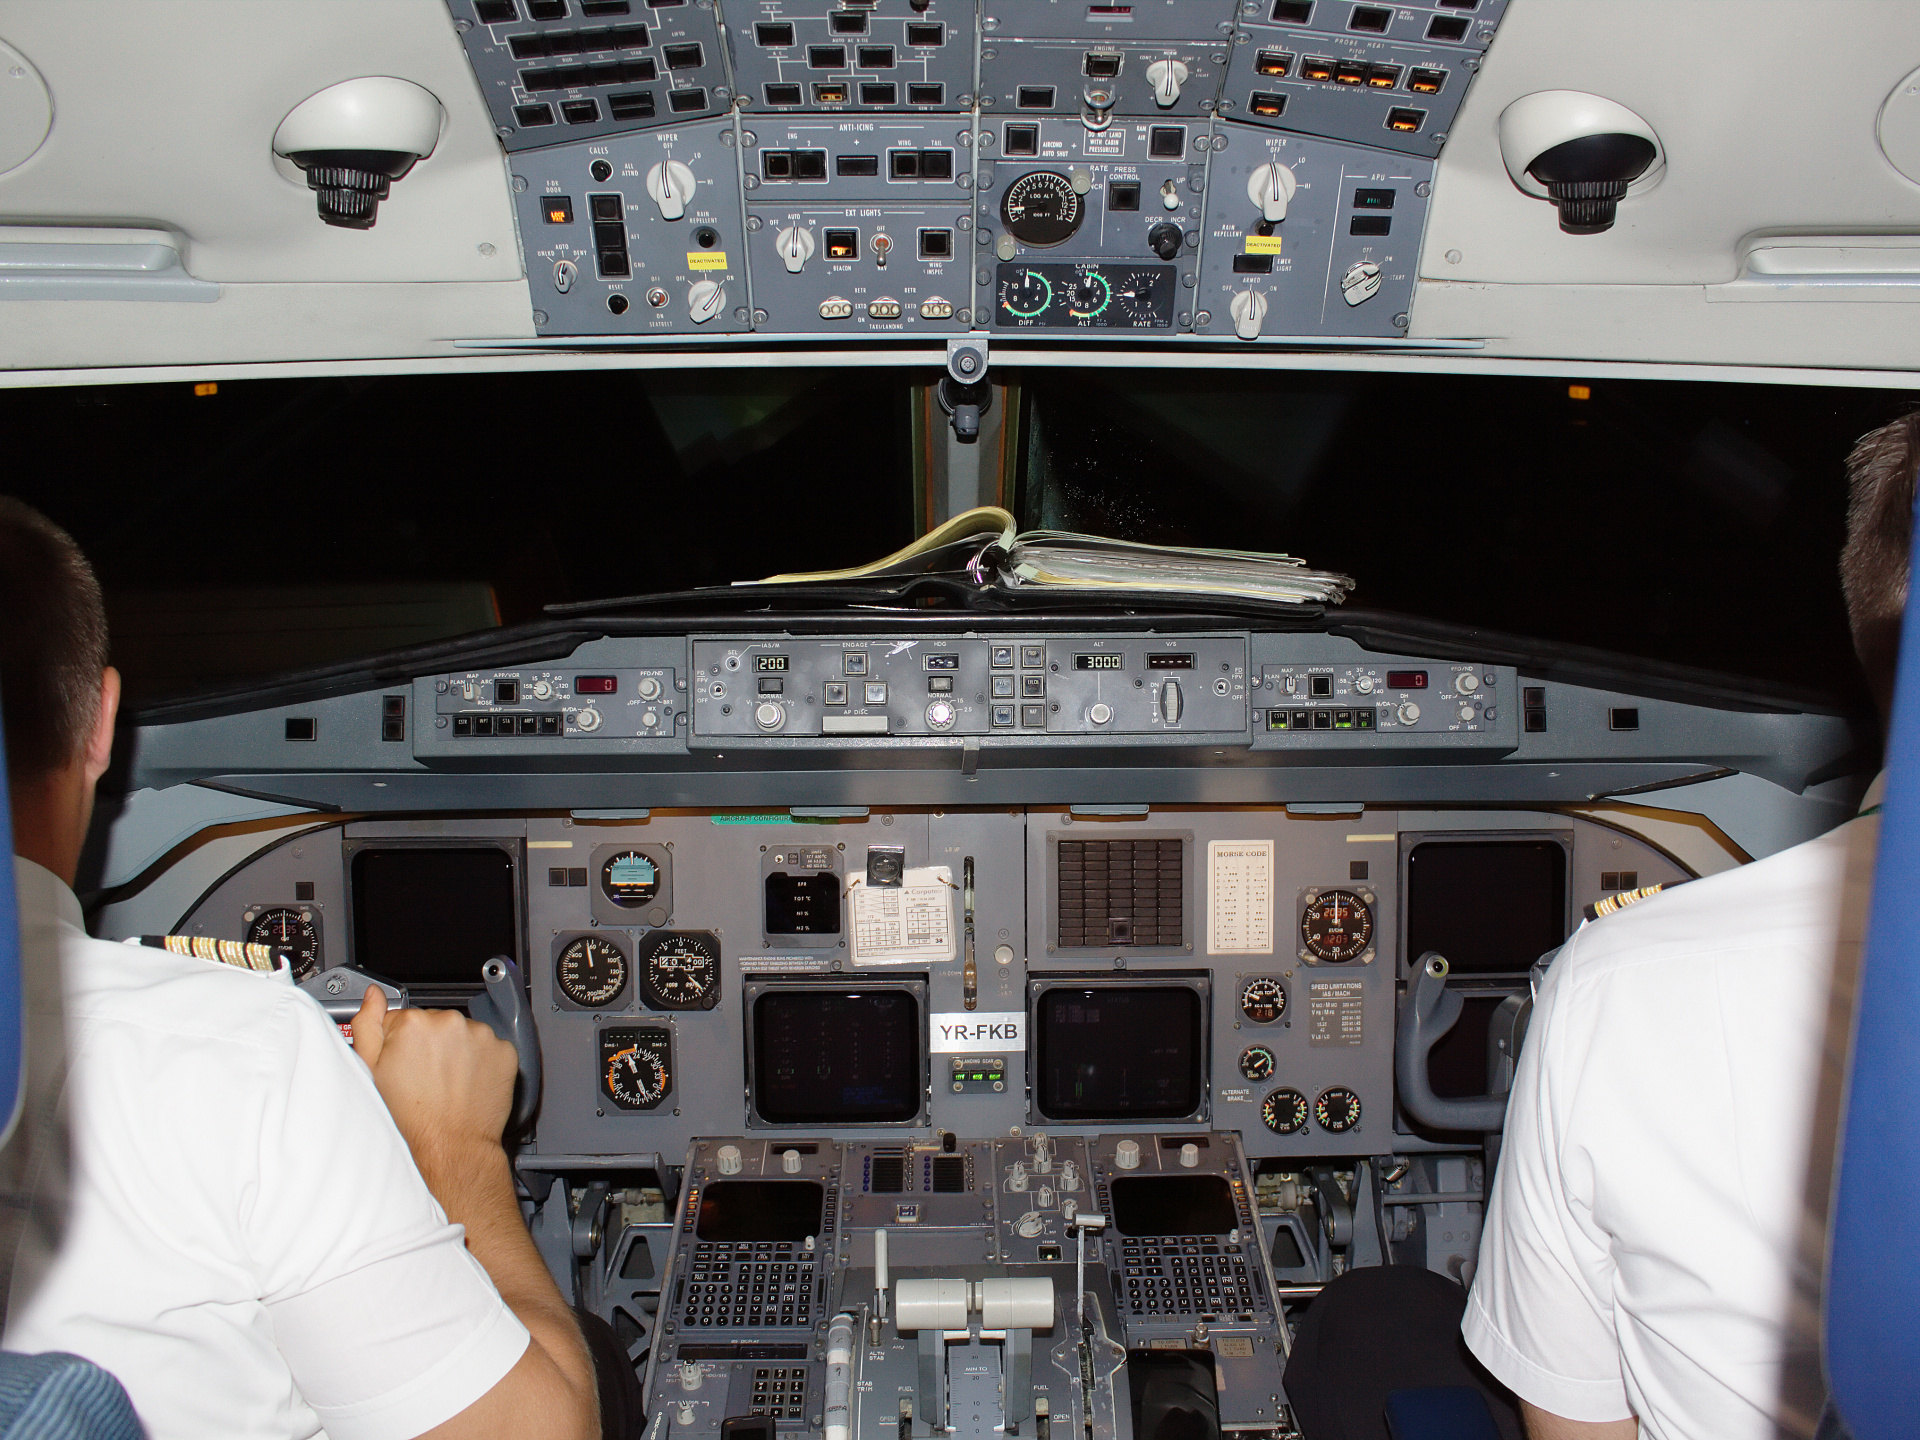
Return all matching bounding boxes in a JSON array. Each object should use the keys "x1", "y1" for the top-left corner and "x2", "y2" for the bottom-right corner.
[{"x1": 5, "y1": 365, "x2": 1906, "y2": 709}]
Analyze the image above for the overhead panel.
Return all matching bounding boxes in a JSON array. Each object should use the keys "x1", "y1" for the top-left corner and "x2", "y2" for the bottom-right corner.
[{"x1": 443, "y1": 0, "x2": 1508, "y2": 341}]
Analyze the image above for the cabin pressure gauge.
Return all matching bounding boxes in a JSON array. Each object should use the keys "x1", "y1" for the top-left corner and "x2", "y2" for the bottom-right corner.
[
  {"x1": 557, "y1": 936, "x2": 629, "y2": 1007},
  {"x1": 1300, "y1": 889, "x2": 1373, "y2": 962}
]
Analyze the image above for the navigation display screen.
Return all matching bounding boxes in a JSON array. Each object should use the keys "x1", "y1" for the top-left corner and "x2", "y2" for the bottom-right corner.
[
  {"x1": 696, "y1": 1180, "x2": 825, "y2": 1242},
  {"x1": 1110, "y1": 1174, "x2": 1237, "y2": 1236},
  {"x1": 752, "y1": 989, "x2": 921, "y2": 1124},
  {"x1": 1405, "y1": 839, "x2": 1569, "y2": 974},
  {"x1": 1033, "y1": 984, "x2": 1203, "y2": 1120},
  {"x1": 352, "y1": 847, "x2": 517, "y2": 986}
]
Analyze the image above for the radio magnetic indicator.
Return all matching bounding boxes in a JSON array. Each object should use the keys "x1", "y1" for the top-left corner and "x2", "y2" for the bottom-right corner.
[{"x1": 601, "y1": 848, "x2": 661, "y2": 908}]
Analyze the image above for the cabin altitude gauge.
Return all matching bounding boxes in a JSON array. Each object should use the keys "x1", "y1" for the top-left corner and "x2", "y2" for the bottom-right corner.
[
  {"x1": 638, "y1": 930, "x2": 722, "y2": 1010},
  {"x1": 557, "y1": 935, "x2": 629, "y2": 1007}
]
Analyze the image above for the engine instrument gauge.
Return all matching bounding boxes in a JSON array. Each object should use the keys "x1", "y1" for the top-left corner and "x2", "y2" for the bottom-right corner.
[
  {"x1": 1315, "y1": 1086, "x2": 1362, "y2": 1133},
  {"x1": 245, "y1": 907, "x2": 320, "y2": 981},
  {"x1": 602, "y1": 1027, "x2": 673, "y2": 1110},
  {"x1": 601, "y1": 848, "x2": 662, "y2": 908},
  {"x1": 1261, "y1": 1087, "x2": 1308, "y2": 1135},
  {"x1": 1000, "y1": 171, "x2": 1084, "y2": 247},
  {"x1": 1300, "y1": 889, "x2": 1373, "y2": 962},
  {"x1": 556, "y1": 935, "x2": 629, "y2": 1007},
  {"x1": 1239, "y1": 1045, "x2": 1276, "y2": 1081},
  {"x1": 1240, "y1": 977, "x2": 1286, "y2": 1023},
  {"x1": 1068, "y1": 269, "x2": 1111, "y2": 319},
  {"x1": 638, "y1": 929, "x2": 722, "y2": 1010},
  {"x1": 1000, "y1": 268, "x2": 1053, "y2": 320}
]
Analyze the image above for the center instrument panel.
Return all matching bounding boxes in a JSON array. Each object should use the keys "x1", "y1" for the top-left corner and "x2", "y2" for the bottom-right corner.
[
  {"x1": 133, "y1": 621, "x2": 1850, "y2": 1433},
  {"x1": 443, "y1": 0, "x2": 1502, "y2": 342}
]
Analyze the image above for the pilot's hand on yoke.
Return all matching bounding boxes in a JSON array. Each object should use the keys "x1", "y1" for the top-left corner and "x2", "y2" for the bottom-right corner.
[{"x1": 351, "y1": 987, "x2": 519, "y2": 1161}]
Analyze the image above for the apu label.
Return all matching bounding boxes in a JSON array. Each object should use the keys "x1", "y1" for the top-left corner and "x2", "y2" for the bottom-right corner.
[{"x1": 930, "y1": 1011, "x2": 1024, "y2": 1052}]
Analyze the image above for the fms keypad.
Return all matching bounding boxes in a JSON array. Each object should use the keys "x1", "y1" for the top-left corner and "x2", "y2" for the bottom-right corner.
[
  {"x1": 1119, "y1": 1240, "x2": 1258, "y2": 1321},
  {"x1": 681, "y1": 1241, "x2": 817, "y2": 1328},
  {"x1": 750, "y1": 1367, "x2": 811, "y2": 1420}
]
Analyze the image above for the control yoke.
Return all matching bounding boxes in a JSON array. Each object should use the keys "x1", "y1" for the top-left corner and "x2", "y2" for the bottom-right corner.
[
  {"x1": 1394, "y1": 952, "x2": 1510, "y2": 1132},
  {"x1": 470, "y1": 956, "x2": 544, "y2": 1139}
]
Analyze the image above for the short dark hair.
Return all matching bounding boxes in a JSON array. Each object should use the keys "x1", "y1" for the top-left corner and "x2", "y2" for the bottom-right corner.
[
  {"x1": 1842, "y1": 414, "x2": 1920, "y2": 720},
  {"x1": 0, "y1": 498, "x2": 110, "y2": 780}
]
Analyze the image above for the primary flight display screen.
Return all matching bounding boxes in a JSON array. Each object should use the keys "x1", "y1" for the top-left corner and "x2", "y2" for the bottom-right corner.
[
  {"x1": 1110, "y1": 1174, "x2": 1238, "y2": 1236},
  {"x1": 1405, "y1": 839, "x2": 1569, "y2": 975},
  {"x1": 350, "y1": 846, "x2": 517, "y2": 986},
  {"x1": 695, "y1": 1181, "x2": 826, "y2": 1243},
  {"x1": 1033, "y1": 984, "x2": 1204, "y2": 1120},
  {"x1": 751, "y1": 989, "x2": 922, "y2": 1124}
]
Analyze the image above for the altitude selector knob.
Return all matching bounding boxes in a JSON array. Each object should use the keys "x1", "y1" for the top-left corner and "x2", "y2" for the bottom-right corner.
[
  {"x1": 1247, "y1": 161, "x2": 1297, "y2": 223},
  {"x1": 646, "y1": 159, "x2": 697, "y2": 220}
]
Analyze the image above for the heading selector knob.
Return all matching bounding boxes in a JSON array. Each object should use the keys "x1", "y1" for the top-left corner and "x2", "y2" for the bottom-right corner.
[
  {"x1": 1145, "y1": 59, "x2": 1189, "y2": 108},
  {"x1": 1229, "y1": 287, "x2": 1268, "y2": 341},
  {"x1": 646, "y1": 159, "x2": 697, "y2": 219},
  {"x1": 688, "y1": 278, "x2": 726, "y2": 324},
  {"x1": 1247, "y1": 161, "x2": 1297, "y2": 223},
  {"x1": 777, "y1": 224, "x2": 815, "y2": 274}
]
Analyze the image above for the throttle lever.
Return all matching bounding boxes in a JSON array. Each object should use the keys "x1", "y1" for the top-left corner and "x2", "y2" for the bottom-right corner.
[{"x1": 469, "y1": 956, "x2": 544, "y2": 1139}]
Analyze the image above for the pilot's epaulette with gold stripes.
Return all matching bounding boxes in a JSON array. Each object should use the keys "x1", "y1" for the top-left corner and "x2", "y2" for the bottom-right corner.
[
  {"x1": 1582, "y1": 882, "x2": 1686, "y2": 923},
  {"x1": 136, "y1": 935, "x2": 284, "y2": 974}
]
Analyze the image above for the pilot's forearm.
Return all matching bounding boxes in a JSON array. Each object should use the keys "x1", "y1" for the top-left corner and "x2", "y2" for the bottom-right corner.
[{"x1": 416, "y1": 1135, "x2": 599, "y2": 1439}]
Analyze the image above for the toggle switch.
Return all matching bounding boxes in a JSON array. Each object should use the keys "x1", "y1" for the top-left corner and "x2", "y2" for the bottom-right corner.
[
  {"x1": 1247, "y1": 161, "x2": 1297, "y2": 223},
  {"x1": 1159, "y1": 178, "x2": 1183, "y2": 212},
  {"x1": 646, "y1": 158, "x2": 697, "y2": 219},
  {"x1": 1145, "y1": 59, "x2": 1189, "y2": 108}
]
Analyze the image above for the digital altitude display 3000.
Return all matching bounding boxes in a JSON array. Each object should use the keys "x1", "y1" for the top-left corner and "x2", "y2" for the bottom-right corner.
[{"x1": 1074, "y1": 654, "x2": 1126, "y2": 670}]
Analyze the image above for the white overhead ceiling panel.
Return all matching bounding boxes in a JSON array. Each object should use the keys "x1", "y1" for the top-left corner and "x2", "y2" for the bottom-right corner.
[
  {"x1": 0, "y1": 0, "x2": 522, "y2": 283},
  {"x1": 1424, "y1": 0, "x2": 1920, "y2": 286}
]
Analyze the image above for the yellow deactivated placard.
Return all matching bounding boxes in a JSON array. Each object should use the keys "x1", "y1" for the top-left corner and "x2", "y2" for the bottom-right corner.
[
  {"x1": 687, "y1": 251, "x2": 729, "y2": 270},
  {"x1": 1244, "y1": 235, "x2": 1284, "y2": 255}
]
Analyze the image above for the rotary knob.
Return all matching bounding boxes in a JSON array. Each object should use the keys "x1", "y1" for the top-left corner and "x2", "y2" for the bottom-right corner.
[
  {"x1": 755, "y1": 701, "x2": 785, "y2": 731},
  {"x1": 1397, "y1": 701, "x2": 1421, "y2": 724},
  {"x1": 530, "y1": 678, "x2": 555, "y2": 700},
  {"x1": 688, "y1": 279, "x2": 726, "y2": 325},
  {"x1": 1088, "y1": 702, "x2": 1113, "y2": 726},
  {"x1": 1144, "y1": 58, "x2": 1189, "y2": 108},
  {"x1": 1230, "y1": 287, "x2": 1268, "y2": 341},
  {"x1": 646, "y1": 159, "x2": 697, "y2": 220},
  {"x1": 776, "y1": 224, "x2": 815, "y2": 274},
  {"x1": 926, "y1": 698, "x2": 957, "y2": 731},
  {"x1": 1457, "y1": 672, "x2": 1480, "y2": 693},
  {"x1": 638, "y1": 676, "x2": 663, "y2": 701},
  {"x1": 1247, "y1": 161, "x2": 1297, "y2": 223},
  {"x1": 1179, "y1": 1142, "x2": 1199, "y2": 1168},
  {"x1": 1353, "y1": 676, "x2": 1375, "y2": 695},
  {"x1": 1115, "y1": 1139, "x2": 1141, "y2": 1170},
  {"x1": 575, "y1": 707, "x2": 602, "y2": 732},
  {"x1": 717, "y1": 1144, "x2": 742, "y2": 1175},
  {"x1": 782, "y1": 1149, "x2": 802, "y2": 1174},
  {"x1": 1341, "y1": 261, "x2": 1383, "y2": 306}
]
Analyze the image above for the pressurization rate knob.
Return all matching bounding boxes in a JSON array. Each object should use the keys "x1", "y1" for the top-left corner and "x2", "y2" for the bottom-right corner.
[
  {"x1": 1145, "y1": 59, "x2": 1189, "y2": 108},
  {"x1": 646, "y1": 159, "x2": 697, "y2": 219},
  {"x1": 1247, "y1": 161, "x2": 1297, "y2": 223},
  {"x1": 1148, "y1": 222, "x2": 1183, "y2": 260},
  {"x1": 776, "y1": 224, "x2": 815, "y2": 274},
  {"x1": 1229, "y1": 287, "x2": 1269, "y2": 340},
  {"x1": 688, "y1": 279, "x2": 726, "y2": 324}
]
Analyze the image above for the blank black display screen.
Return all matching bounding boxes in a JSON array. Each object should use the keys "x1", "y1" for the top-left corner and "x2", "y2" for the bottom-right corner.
[
  {"x1": 351, "y1": 847, "x2": 517, "y2": 985},
  {"x1": 1405, "y1": 840, "x2": 1568, "y2": 975},
  {"x1": 752, "y1": 989, "x2": 921, "y2": 1124},
  {"x1": 695, "y1": 1180, "x2": 826, "y2": 1242},
  {"x1": 1034, "y1": 985, "x2": 1203, "y2": 1120},
  {"x1": 1110, "y1": 1175, "x2": 1237, "y2": 1236}
]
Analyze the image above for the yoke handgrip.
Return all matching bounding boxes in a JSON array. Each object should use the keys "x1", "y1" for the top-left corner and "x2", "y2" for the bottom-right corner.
[
  {"x1": 1394, "y1": 952, "x2": 1509, "y2": 1133},
  {"x1": 469, "y1": 956, "x2": 543, "y2": 1139}
]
